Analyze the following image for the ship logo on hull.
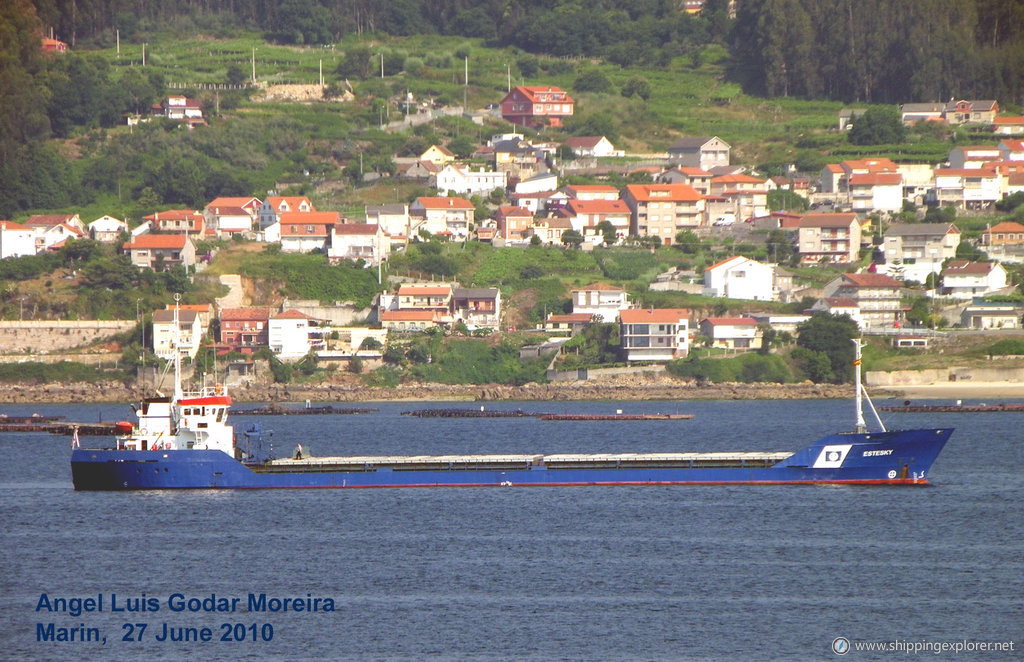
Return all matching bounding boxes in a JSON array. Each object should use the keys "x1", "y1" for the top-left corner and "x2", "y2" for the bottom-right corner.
[{"x1": 812, "y1": 444, "x2": 852, "y2": 469}]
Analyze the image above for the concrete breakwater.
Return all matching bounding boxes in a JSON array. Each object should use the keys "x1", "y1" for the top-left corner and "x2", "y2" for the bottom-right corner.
[{"x1": 0, "y1": 380, "x2": 852, "y2": 405}]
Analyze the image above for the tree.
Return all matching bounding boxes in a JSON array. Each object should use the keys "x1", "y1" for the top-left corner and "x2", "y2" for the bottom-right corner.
[
  {"x1": 905, "y1": 297, "x2": 935, "y2": 328},
  {"x1": 565, "y1": 111, "x2": 619, "y2": 142},
  {"x1": 596, "y1": 220, "x2": 617, "y2": 246},
  {"x1": 621, "y1": 76, "x2": 651, "y2": 100},
  {"x1": 765, "y1": 230, "x2": 795, "y2": 265},
  {"x1": 795, "y1": 312, "x2": 860, "y2": 383},
  {"x1": 924, "y1": 204, "x2": 957, "y2": 223},
  {"x1": 848, "y1": 106, "x2": 906, "y2": 145},
  {"x1": 956, "y1": 241, "x2": 988, "y2": 262},
  {"x1": 448, "y1": 135, "x2": 476, "y2": 159},
  {"x1": 517, "y1": 55, "x2": 539, "y2": 79},
  {"x1": 337, "y1": 45, "x2": 373, "y2": 80},
  {"x1": 674, "y1": 230, "x2": 702, "y2": 253},
  {"x1": 573, "y1": 69, "x2": 613, "y2": 93},
  {"x1": 268, "y1": 0, "x2": 333, "y2": 44},
  {"x1": 561, "y1": 229, "x2": 584, "y2": 248},
  {"x1": 226, "y1": 64, "x2": 247, "y2": 86},
  {"x1": 768, "y1": 189, "x2": 809, "y2": 213},
  {"x1": 359, "y1": 337, "x2": 383, "y2": 354}
]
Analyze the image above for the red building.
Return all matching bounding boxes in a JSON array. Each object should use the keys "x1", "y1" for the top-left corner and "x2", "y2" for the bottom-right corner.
[
  {"x1": 219, "y1": 308, "x2": 271, "y2": 350},
  {"x1": 500, "y1": 86, "x2": 574, "y2": 128}
]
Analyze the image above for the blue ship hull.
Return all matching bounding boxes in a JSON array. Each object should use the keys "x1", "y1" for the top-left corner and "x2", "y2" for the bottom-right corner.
[{"x1": 72, "y1": 428, "x2": 953, "y2": 490}]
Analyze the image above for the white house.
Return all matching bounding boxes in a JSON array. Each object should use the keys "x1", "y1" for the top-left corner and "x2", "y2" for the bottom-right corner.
[
  {"x1": 571, "y1": 283, "x2": 631, "y2": 323},
  {"x1": 328, "y1": 223, "x2": 389, "y2": 266},
  {"x1": 514, "y1": 171, "x2": 558, "y2": 195},
  {"x1": 948, "y1": 145, "x2": 1002, "y2": 169},
  {"x1": 277, "y1": 211, "x2": 341, "y2": 253},
  {"x1": 452, "y1": 288, "x2": 502, "y2": 330},
  {"x1": 410, "y1": 197, "x2": 475, "y2": 238},
  {"x1": 24, "y1": 214, "x2": 85, "y2": 251},
  {"x1": 698, "y1": 317, "x2": 761, "y2": 350},
  {"x1": 930, "y1": 168, "x2": 1001, "y2": 210},
  {"x1": 619, "y1": 308, "x2": 689, "y2": 362},
  {"x1": 941, "y1": 261, "x2": 1008, "y2": 299},
  {"x1": 881, "y1": 222, "x2": 960, "y2": 283},
  {"x1": 0, "y1": 221, "x2": 37, "y2": 258},
  {"x1": 151, "y1": 309, "x2": 203, "y2": 360},
  {"x1": 87, "y1": 215, "x2": 127, "y2": 242},
  {"x1": 268, "y1": 310, "x2": 314, "y2": 359},
  {"x1": 702, "y1": 256, "x2": 775, "y2": 301},
  {"x1": 668, "y1": 136, "x2": 730, "y2": 170},
  {"x1": 162, "y1": 96, "x2": 205, "y2": 126},
  {"x1": 434, "y1": 165, "x2": 507, "y2": 196},
  {"x1": 848, "y1": 172, "x2": 903, "y2": 213},
  {"x1": 563, "y1": 136, "x2": 622, "y2": 158},
  {"x1": 366, "y1": 203, "x2": 410, "y2": 240},
  {"x1": 258, "y1": 196, "x2": 314, "y2": 240},
  {"x1": 810, "y1": 298, "x2": 866, "y2": 329},
  {"x1": 998, "y1": 139, "x2": 1024, "y2": 162},
  {"x1": 960, "y1": 300, "x2": 1024, "y2": 329},
  {"x1": 563, "y1": 184, "x2": 620, "y2": 201},
  {"x1": 310, "y1": 326, "x2": 388, "y2": 358}
]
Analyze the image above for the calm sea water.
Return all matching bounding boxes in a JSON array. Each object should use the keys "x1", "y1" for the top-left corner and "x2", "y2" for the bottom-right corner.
[{"x1": 1, "y1": 398, "x2": 1021, "y2": 661}]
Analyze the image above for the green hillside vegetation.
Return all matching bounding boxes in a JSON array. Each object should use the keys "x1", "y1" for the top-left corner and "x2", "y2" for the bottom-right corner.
[
  {"x1": 232, "y1": 248, "x2": 381, "y2": 308},
  {"x1": 0, "y1": 240, "x2": 223, "y2": 320},
  {"x1": 4, "y1": 2, "x2": 1024, "y2": 386}
]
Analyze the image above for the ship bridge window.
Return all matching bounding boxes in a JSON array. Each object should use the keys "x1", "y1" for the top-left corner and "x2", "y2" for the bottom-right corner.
[{"x1": 216, "y1": 408, "x2": 224, "y2": 422}]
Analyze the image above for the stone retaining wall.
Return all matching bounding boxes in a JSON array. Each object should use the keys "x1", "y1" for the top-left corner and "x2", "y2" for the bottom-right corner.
[
  {"x1": 866, "y1": 367, "x2": 1024, "y2": 386},
  {"x1": 0, "y1": 321, "x2": 135, "y2": 354}
]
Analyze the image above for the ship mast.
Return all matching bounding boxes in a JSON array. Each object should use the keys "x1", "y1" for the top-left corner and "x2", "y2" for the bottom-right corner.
[
  {"x1": 172, "y1": 293, "x2": 183, "y2": 404},
  {"x1": 852, "y1": 338, "x2": 885, "y2": 433}
]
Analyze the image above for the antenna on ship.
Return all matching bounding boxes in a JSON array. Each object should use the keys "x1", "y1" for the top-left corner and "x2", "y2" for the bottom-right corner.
[{"x1": 853, "y1": 338, "x2": 885, "y2": 433}]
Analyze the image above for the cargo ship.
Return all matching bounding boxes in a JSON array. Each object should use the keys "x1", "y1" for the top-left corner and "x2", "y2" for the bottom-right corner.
[{"x1": 71, "y1": 323, "x2": 952, "y2": 489}]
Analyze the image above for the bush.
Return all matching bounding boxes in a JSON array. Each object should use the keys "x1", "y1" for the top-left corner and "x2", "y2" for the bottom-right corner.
[
  {"x1": 665, "y1": 353, "x2": 792, "y2": 383},
  {"x1": 986, "y1": 339, "x2": 1024, "y2": 356},
  {"x1": 573, "y1": 69, "x2": 613, "y2": 93}
]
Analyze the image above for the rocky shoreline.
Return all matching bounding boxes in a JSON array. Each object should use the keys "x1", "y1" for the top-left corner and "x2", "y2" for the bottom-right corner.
[{"x1": 0, "y1": 379, "x2": 855, "y2": 405}]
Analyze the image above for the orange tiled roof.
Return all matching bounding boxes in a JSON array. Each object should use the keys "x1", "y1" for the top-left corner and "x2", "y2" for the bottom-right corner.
[{"x1": 124, "y1": 234, "x2": 188, "y2": 250}]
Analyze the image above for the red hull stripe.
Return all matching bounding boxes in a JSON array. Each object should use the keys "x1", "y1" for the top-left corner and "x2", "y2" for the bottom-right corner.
[{"x1": 234, "y1": 478, "x2": 932, "y2": 489}]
